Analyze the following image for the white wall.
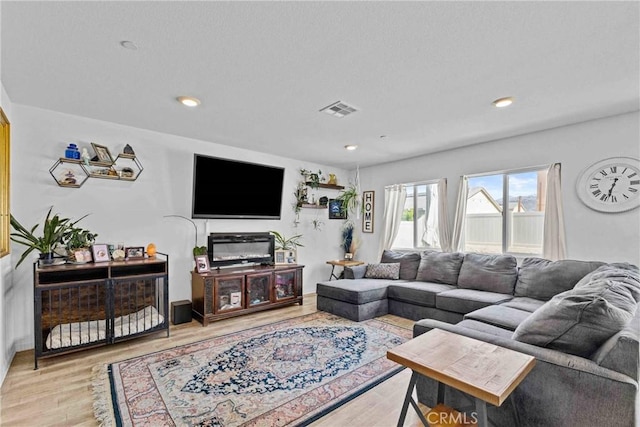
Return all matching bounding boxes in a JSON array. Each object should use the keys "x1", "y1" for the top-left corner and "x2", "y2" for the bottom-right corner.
[
  {"x1": 356, "y1": 112, "x2": 640, "y2": 266},
  {"x1": 0, "y1": 0, "x2": 17, "y2": 387},
  {"x1": 8, "y1": 103, "x2": 349, "y2": 353}
]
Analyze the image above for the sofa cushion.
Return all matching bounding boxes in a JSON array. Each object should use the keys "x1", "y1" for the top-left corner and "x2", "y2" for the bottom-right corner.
[
  {"x1": 388, "y1": 282, "x2": 457, "y2": 308},
  {"x1": 457, "y1": 253, "x2": 518, "y2": 294},
  {"x1": 344, "y1": 264, "x2": 367, "y2": 279},
  {"x1": 590, "y1": 307, "x2": 640, "y2": 381},
  {"x1": 513, "y1": 264, "x2": 640, "y2": 357},
  {"x1": 514, "y1": 257, "x2": 605, "y2": 301},
  {"x1": 464, "y1": 305, "x2": 532, "y2": 331},
  {"x1": 365, "y1": 263, "x2": 400, "y2": 280},
  {"x1": 500, "y1": 297, "x2": 546, "y2": 313},
  {"x1": 452, "y1": 319, "x2": 514, "y2": 339},
  {"x1": 435, "y1": 289, "x2": 513, "y2": 314},
  {"x1": 381, "y1": 250, "x2": 421, "y2": 280},
  {"x1": 415, "y1": 251, "x2": 464, "y2": 285},
  {"x1": 316, "y1": 279, "x2": 391, "y2": 305}
]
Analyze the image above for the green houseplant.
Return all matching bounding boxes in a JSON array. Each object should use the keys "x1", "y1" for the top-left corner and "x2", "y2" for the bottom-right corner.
[
  {"x1": 62, "y1": 225, "x2": 98, "y2": 262},
  {"x1": 10, "y1": 207, "x2": 84, "y2": 267},
  {"x1": 336, "y1": 184, "x2": 360, "y2": 217},
  {"x1": 270, "y1": 231, "x2": 304, "y2": 250}
]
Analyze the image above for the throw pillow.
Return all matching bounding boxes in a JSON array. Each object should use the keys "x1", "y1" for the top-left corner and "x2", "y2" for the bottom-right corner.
[
  {"x1": 512, "y1": 264, "x2": 640, "y2": 357},
  {"x1": 415, "y1": 252, "x2": 464, "y2": 285},
  {"x1": 457, "y1": 253, "x2": 518, "y2": 294},
  {"x1": 514, "y1": 257, "x2": 605, "y2": 301},
  {"x1": 380, "y1": 250, "x2": 422, "y2": 280},
  {"x1": 365, "y1": 263, "x2": 401, "y2": 280}
]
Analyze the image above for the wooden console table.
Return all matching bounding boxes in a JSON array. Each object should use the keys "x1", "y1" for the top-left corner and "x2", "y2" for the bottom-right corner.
[
  {"x1": 191, "y1": 264, "x2": 304, "y2": 326},
  {"x1": 387, "y1": 328, "x2": 535, "y2": 427},
  {"x1": 326, "y1": 259, "x2": 364, "y2": 280}
]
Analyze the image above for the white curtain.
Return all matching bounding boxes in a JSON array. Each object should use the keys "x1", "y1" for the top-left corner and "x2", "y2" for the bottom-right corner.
[
  {"x1": 451, "y1": 176, "x2": 469, "y2": 252},
  {"x1": 543, "y1": 163, "x2": 567, "y2": 260},
  {"x1": 378, "y1": 184, "x2": 407, "y2": 259},
  {"x1": 437, "y1": 178, "x2": 452, "y2": 252}
]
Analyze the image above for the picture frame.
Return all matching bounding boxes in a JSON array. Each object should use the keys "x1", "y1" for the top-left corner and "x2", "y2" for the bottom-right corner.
[
  {"x1": 125, "y1": 246, "x2": 145, "y2": 260},
  {"x1": 73, "y1": 248, "x2": 93, "y2": 263},
  {"x1": 92, "y1": 244, "x2": 111, "y2": 263},
  {"x1": 285, "y1": 250, "x2": 297, "y2": 264},
  {"x1": 274, "y1": 249, "x2": 287, "y2": 265},
  {"x1": 91, "y1": 142, "x2": 114, "y2": 164},
  {"x1": 194, "y1": 254, "x2": 210, "y2": 273},
  {"x1": 328, "y1": 199, "x2": 347, "y2": 219},
  {"x1": 362, "y1": 190, "x2": 375, "y2": 233}
]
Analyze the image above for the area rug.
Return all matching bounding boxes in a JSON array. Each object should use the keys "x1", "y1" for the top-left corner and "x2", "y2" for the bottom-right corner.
[{"x1": 93, "y1": 312, "x2": 412, "y2": 426}]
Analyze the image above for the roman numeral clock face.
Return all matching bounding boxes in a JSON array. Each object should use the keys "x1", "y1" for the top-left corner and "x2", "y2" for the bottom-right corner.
[{"x1": 577, "y1": 157, "x2": 640, "y2": 213}]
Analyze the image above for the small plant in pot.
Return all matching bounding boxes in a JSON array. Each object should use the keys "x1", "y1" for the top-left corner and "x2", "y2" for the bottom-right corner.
[
  {"x1": 270, "y1": 231, "x2": 304, "y2": 250},
  {"x1": 62, "y1": 225, "x2": 98, "y2": 262},
  {"x1": 10, "y1": 207, "x2": 86, "y2": 267}
]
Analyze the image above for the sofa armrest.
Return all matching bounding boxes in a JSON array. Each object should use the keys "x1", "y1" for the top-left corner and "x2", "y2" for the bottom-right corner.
[
  {"x1": 345, "y1": 264, "x2": 367, "y2": 279},
  {"x1": 412, "y1": 319, "x2": 638, "y2": 427},
  {"x1": 413, "y1": 319, "x2": 636, "y2": 384}
]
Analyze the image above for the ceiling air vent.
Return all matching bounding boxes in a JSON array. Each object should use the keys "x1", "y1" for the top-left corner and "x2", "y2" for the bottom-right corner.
[{"x1": 319, "y1": 101, "x2": 358, "y2": 118}]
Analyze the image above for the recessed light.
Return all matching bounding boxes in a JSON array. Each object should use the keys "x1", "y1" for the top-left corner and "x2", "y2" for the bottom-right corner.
[
  {"x1": 344, "y1": 145, "x2": 358, "y2": 151},
  {"x1": 492, "y1": 97, "x2": 514, "y2": 108},
  {"x1": 119, "y1": 41, "x2": 138, "y2": 50},
  {"x1": 177, "y1": 96, "x2": 201, "y2": 107}
]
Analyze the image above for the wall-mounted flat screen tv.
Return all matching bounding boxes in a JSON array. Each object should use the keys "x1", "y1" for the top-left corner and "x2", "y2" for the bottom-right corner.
[{"x1": 192, "y1": 154, "x2": 285, "y2": 219}]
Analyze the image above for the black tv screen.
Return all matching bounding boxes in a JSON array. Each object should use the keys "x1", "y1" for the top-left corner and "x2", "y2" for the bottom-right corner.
[{"x1": 192, "y1": 154, "x2": 285, "y2": 219}]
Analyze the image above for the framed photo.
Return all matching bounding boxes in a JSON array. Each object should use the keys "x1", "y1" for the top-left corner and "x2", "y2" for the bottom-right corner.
[
  {"x1": 274, "y1": 250, "x2": 287, "y2": 265},
  {"x1": 92, "y1": 244, "x2": 111, "y2": 263},
  {"x1": 125, "y1": 246, "x2": 145, "y2": 259},
  {"x1": 91, "y1": 142, "x2": 114, "y2": 164},
  {"x1": 195, "y1": 254, "x2": 210, "y2": 273},
  {"x1": 285, "y1": 250, "x2": 297, "y2": 264},
  {"x1": 328, "y1": 199, "x2": 347, "y2": 219},
  {"x1": 73, "y1": 248, "x2": 92, "y2": 263}
]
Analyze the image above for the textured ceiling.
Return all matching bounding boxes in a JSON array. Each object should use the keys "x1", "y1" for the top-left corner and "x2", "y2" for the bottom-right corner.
[{"x1": 2, "y1": 1, "x2": 638, "y2": 169}]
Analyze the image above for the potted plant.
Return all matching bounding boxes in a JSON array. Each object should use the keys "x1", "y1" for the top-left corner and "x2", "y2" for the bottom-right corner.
[
  {"x1": 270, "y1": 231, "x2": 304, "y2": 250},
  {"x1": 10, "y1": 207, "x2": 82, "y2": 267},
  {"x1": 300, "y1": 168, "x2": 324, "y2": 189},
  {"x1": 62, "y1": 225, "x2": 98, "y2": 262},
  {"x1": 336, "y1": 184, "x2": 360, "y2": 217}
]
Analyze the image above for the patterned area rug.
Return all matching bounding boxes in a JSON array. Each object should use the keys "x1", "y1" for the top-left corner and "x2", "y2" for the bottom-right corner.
[{"x1": 93, "y1": 312, "x2": 412, "y2": 426}]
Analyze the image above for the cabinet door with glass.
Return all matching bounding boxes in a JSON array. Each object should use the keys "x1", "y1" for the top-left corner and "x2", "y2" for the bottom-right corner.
[
  {"x1": 273, "y1": 269, "x2": 298, "y2": 302},
  {"x1": 214, "y1": 274, "x2": 245, "y2": 314},
  {"x1": 246, "y1": 272, "x2": 273, "y2": 307}
]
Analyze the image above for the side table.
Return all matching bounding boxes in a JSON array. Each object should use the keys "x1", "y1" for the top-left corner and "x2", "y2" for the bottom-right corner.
[
  {"x1": 387, "y1": 328, "x2": 535, "y2": 427},
  {"x1": 326, "y1": 259, "x2": 364, "y2": 280}
]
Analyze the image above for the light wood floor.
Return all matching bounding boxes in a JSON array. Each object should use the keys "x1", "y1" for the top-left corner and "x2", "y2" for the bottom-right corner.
[{"x1": 0, "y1": 294, "x2": 428, "y2": 426}]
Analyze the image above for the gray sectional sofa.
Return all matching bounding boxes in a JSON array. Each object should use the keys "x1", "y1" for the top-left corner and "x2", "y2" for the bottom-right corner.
[{"x1": 315, "y1": 250, "x2": 640, "y2": 427}]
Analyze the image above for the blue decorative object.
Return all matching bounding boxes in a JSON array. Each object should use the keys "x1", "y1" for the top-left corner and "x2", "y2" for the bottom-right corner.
[{"x1": 65, "y1": 143, "x2": 80, "y2": 159}]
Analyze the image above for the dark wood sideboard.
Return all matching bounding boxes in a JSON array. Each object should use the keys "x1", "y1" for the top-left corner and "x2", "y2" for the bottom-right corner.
[{"x1": 191, "y1": 264, "x2": 304, "y2": 326}]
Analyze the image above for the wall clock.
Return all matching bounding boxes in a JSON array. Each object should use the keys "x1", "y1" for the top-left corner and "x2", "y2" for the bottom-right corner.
[{"x1": 576, "y1": 157, "x2": 640, "y2": 213}]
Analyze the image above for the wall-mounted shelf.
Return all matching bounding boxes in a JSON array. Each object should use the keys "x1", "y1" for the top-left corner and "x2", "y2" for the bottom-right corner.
[
  {"x1": 305, "y1": 182, "x2": 345, "y2": 190},
  {"x1": 299, "y1": 203, "x2": 328, "y2": 209},
  {"x1": 50, "y1": 153, "x2": 143, "y2": 188}
]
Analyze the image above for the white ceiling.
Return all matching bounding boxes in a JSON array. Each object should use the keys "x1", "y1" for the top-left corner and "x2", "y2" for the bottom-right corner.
[{"x1": 2, "y1": 1, "x2": 638, "y2": 169}]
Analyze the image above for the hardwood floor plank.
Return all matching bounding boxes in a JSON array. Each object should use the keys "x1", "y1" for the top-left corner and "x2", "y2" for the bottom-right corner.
[{"x1": 0, "y1": 294, "x2": 427, "y2": 426}]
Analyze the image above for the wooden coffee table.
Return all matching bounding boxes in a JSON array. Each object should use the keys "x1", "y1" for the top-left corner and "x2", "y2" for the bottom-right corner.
[
  {"x1": 387, "y1": 328, "x2": 536, "y2": 427},
  {"x1": 326, "y1": 259, "x2": 364, "y2": 280}
]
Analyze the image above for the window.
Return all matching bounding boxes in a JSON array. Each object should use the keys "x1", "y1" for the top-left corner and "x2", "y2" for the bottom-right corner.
[
  {"x1": 391, "y1": 182, "x2": 441, "y2": 250},
  {"x1": 0, "y1": 108, "x2": 9, "y2": 258},
  {"x1": 464, "y1": 167, "x2": 548, "y2": 255}
]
